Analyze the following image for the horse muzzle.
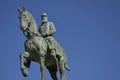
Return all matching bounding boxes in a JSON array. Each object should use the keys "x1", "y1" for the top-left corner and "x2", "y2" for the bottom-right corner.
[{"x1": 20, "y1": 26, "x2": 27, "y2": 32}]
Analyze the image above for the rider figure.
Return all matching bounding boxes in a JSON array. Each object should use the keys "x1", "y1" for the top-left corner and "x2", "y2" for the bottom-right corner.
[{"x1": 39, "y1": 13, "x2": 62, "y2": 58}]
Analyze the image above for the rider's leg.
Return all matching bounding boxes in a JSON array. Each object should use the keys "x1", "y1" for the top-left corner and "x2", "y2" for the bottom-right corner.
[
  {"x1": 50, "y1": 49, "x2": 59, "y2": 70},
  {"x1": 46, "y1": 37, "x2": 59, "y2": 70}
]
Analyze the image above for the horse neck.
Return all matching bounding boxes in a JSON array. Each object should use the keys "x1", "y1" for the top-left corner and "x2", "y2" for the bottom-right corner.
[
  {"x1": 29, "y1": 19, "x2": 38, "y2": 33},
  {"x1": 27, "y1": 15, "x2": 40, "y2": 38}
]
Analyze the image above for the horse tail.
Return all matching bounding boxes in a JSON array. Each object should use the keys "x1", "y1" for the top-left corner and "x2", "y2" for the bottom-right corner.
[{"x1": 64, "y1": 63, "x2": 70, "y2": 71}]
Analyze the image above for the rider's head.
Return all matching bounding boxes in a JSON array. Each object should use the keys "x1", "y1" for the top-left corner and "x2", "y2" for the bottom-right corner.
[{"x1": 41, "y1": 13, "x2": 48, "y2": 23}]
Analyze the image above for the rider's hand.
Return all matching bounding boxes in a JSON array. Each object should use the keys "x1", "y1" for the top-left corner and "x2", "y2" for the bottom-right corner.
[{"x1": 42, "y1": 33, "x2": 47, "y2": 36}]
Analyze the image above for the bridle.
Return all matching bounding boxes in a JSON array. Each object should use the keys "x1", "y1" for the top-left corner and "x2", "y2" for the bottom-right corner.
[
  {"x1": 22, "y1": 23, "x2": 41, "y2": 39},
  {"x1": 22, "y1": 22, "x2": 30, "y2": 38}
]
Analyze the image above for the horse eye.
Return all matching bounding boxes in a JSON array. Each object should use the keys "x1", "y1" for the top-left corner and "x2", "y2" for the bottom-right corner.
[{"x1": 23, "y1": 15, "x2": 27, "y2": 17}]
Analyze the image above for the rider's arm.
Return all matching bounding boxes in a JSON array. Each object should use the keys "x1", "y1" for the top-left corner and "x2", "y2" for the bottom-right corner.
[{"x1": 47, "y1": 22, "x2": 56, "y2": 35}]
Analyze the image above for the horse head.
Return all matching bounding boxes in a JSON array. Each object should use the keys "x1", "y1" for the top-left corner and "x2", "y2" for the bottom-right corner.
[
  {"x1": 18, "y1": 7, "x2": 31, "y2": 32},
  {"x1": 18, "y1": 7, "x2": 40, "y2": 38}
]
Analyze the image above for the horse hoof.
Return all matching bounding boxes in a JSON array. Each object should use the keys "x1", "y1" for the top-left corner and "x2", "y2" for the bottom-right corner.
[{"x1": 22, "y1": 69, "x2": 28, "y2": 77}]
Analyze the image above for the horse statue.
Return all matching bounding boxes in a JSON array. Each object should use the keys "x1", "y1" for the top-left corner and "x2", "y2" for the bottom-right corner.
[{"x1": 17, "y1": 7, "x2": 70, "y2": 80}]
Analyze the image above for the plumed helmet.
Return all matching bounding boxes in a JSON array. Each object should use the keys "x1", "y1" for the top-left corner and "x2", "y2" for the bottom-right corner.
[{"x1": 41, "y1": 13, "x2": 47, "y2": 18}]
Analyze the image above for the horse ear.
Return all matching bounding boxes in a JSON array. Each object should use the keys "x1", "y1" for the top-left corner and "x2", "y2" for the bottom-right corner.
[
  {"x1": 17, "y1": 8, "x2": 21, "y2": 13},
  {"x1": 23, "y1": 6, "x2": 27, "y2": 11}
]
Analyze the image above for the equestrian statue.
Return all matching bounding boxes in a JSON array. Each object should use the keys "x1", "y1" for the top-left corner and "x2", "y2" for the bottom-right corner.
[{"x1": 18, "y1": 7, "x2": 70, "y2": 80}]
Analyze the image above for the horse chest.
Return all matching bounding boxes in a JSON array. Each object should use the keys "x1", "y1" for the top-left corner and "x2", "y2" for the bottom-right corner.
[
  {"x1": 25, "y1": 40, "x2": 40, "y2": 61},
  {"x1": 25, "y1": 39, "x2": 38, "y2": 54}
]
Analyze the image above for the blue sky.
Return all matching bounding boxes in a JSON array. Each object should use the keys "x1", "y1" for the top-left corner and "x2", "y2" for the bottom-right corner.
[{"x1": 0, "y1": 0, "x2": 120, "y2": 80}]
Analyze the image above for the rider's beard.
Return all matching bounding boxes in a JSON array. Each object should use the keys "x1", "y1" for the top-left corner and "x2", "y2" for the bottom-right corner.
[{"x1": 41, "y1": 18, "x2": 48, "y2": 23}]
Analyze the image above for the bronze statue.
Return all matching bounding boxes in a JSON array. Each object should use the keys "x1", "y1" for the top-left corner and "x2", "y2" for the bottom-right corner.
[{"x1": 18, "y1": 7, "x2": 70, "y2": 80}]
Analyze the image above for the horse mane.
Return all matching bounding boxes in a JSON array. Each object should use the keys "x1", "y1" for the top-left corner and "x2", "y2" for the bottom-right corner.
[{"x1": 28, "y1": 11, "x2": 38, "y2": 29}]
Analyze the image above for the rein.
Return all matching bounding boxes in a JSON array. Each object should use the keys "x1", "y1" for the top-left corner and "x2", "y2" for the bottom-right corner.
[
  {"x1": 23, "y1": 27, "x2": 41, "y2": 39},
  {"x1": 23, "y1": 31, "x2": 27, "y2": 38}
]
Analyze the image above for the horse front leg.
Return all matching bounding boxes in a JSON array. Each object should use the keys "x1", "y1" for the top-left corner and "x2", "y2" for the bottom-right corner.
[
  {"x1": 19, "y1": 52, "x2": 30, "y2": 77},
  {"x1": 40, "y1": 56, "x2": 45, "y2": 80}
]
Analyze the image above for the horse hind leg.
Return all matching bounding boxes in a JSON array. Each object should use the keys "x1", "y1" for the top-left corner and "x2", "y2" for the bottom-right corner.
[
  {"x1": 47, "y1": 66, "x2": 58, "y2": 80},
  {"x1": 59, "y1": 62, "x2": 66, "y2": 80},
  {"x1": 19, "y1": 52, "x2": 30, "y2": 77}
]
